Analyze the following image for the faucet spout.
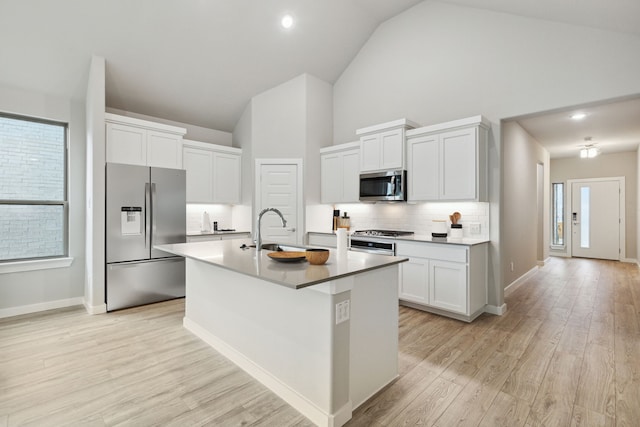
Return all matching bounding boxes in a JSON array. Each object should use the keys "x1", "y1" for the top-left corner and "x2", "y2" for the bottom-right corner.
[{"x1": 255, "y1": 207, "x2": 287, "y2": 251}]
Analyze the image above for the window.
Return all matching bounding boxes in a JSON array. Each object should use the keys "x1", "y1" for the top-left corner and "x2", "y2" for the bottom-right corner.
[
  {"x1": 551, "y1": 182, "x2": 564, "y2": 247},
  {"x1": 0, "y1": 113, "x2": 68, "y2": 262}
]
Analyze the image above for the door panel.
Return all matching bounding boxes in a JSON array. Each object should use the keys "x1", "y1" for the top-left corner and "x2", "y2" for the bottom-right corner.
[
  {"x1": 106, "y1": 163, "x2": 150, "y2": 263},
  {"x1": 259, "y1": 163, "x2": 298, "y2": 244},
  {"x1": 571, "y1": 180, "x2": 620, "y2": 260},
  {"x1": 150, "y1": 167, "x2": 186, "y2": 258}
]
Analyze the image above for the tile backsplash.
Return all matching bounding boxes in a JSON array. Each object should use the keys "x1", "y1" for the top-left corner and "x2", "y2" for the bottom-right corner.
[
  {"x1": 329, "y1": 202, "x2": 490, "y2": 238},
  {"x1": 186, "y1": 204, "x2": 233, "y2": 233}
]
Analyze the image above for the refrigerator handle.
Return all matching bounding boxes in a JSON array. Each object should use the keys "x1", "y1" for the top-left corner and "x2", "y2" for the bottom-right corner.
[
  {"x1": 151, "y1": 183, "x2": 158, "y2": 242},
  {"x1": 145, "y1": 182, "x2": 151, "y2": 249}
]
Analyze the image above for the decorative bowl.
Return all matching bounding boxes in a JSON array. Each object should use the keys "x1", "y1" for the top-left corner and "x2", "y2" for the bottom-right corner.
[{"x1": 305, "y1": 248, "x2": 330, "y2": 265}]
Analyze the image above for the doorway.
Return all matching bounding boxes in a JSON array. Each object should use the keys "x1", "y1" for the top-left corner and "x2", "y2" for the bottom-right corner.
[
  {"x1": 255, "y1": 159, "x2": 303, "y2": 245},
  {"x1": 567, "y1": 177, "x2": 625, "y2": 260}
]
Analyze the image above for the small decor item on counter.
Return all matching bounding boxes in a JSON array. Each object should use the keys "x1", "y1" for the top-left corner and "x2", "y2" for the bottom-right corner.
[
  {"x1": 201, "y1": 211, "x2": 212, "y2": 232},
  {"x1": 449, "y1": 211, "x2": 462, "y2": 225},
  {"x1": 450, "y1": 223, "x2": 463, "y2": 239},
  {"x1": 338, "y1": 212, "x2": 350, "y2": 230},
  {"x1": 432, "y1": 219, "x2": 448, "y2": 238},
  {"x1": 336, "y1": 228, "x2": 348, "y2": 256},
  {"x1": 267, "y1": 251, "x2": 307, "y2": 263},
  {"x1": 213, "y1": 221, "x2": 218, "y2": 231},
  {"x1": 306, "y1": 248, "x2": 330, "y2": 265},
  {"x1": 332, "y1": 209, "x2": 340, "y2": 231}
]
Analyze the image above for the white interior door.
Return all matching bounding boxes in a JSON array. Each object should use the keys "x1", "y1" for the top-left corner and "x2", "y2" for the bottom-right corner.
[
  {"x1": 257, "y1": 162, "x2": 301, "y2": 245},
  {"x1": 571, "y1": 180, "x2": 620, "y2": 260}
]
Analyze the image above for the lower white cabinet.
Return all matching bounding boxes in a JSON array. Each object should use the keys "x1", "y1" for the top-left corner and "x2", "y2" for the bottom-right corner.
[
  {"x1": 397, "y1": 240, "x2": 487, "y2": 322},
  {"x1": 182, "y1": 139, "x2": 242, "y2": 204}
]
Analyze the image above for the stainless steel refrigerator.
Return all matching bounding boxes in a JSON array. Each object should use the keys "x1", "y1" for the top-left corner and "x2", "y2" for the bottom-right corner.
[{"x1": 106, "y1": 163, "x2": 186, "y2": 311}]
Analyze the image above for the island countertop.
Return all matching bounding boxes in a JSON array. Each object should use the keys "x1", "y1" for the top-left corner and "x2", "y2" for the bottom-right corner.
[{"x1": 155, "y1": 239, "x2": 407, "y2": 290}]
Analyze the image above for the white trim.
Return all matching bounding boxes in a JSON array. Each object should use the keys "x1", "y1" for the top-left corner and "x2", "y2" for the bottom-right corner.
[
  {"x1": 0, "y1": 297, "x2": 84, "y2": 319},
  {"x1": 537, "y1": 257, "x2": 551, "y2": 267},
  {"x1": 504, "y1": 265, "x2": 539, "y2": 297},
  {"x1": 0, "y1": 257, "x2": 74, "y2": 274},
  {"x1": 621, "y1": 258, "x2": 638, "y2": 264},
  {"x1": 184, "y1": 317, "x2": 348, "y2": 427},
  {"x1": 83, "y1": 300, "x2": 107, "y2": 315},
  {"x1": 484, "y1": 304, "x2": 507, "y2": 315},
  {"x1": 566, "y1": 177, "x2": 625, "y2": 260},
  {"x1": 104, "y1": 112, "x2": 186, "y2": 135},
  {"x1": 255, "y1": 159, "x2": 304, "y2": 246},
  {"x1": 182, "y1": 139, "x2": 242, "y2": 155}
]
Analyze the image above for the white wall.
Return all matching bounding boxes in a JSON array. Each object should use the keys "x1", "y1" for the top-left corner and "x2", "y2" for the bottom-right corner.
[
  {"x1": 638, "y1": 147, "x2": 640, "y2": 265},
  {"x1": 332, "y1": 0, "x2": 640, "y2": 308},
  {"x1": 502, "y1": 121, "x2": 550, "y2": 287},
  {"x1": 550, "y1": 151, "x2": 638, "y2": 261},
  {"x1": 0, "y1": 84, "x2": 87, "y2": 315}
]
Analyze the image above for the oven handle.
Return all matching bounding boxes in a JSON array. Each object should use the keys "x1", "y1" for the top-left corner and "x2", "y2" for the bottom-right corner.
[{"x1": 349, "y1": 246, "x2": 395, "y2": 256}]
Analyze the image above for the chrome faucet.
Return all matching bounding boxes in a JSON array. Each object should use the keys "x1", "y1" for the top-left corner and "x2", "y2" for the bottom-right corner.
[{"x1": 255, "y1": 207, "x2": 287, "y2": 251}]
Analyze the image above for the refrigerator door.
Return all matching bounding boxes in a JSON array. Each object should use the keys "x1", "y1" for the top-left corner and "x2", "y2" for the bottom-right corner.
[
  {"x1": 150, "y1": 167, "x2": 186, "y2": 259},
  {"x1": 106, "y1": 163, "x2": 151, "y2": 263},
  {"x1": 106, "y1": 258, "x2": 185, "y2": 311}
]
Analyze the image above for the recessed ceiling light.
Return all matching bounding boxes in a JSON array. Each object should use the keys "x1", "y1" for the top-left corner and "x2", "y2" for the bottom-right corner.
[
  {"x1": 571, "y1": 113, "x2": 586, "y2": 120},
  {"x1": 281, "y1": 14, "x2": 294, "y2": 29}
]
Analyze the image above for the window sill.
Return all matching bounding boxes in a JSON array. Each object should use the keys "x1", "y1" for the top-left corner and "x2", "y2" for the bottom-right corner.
[{"x1": 0, "y1": 257, "x2": 74, "y2": 274}]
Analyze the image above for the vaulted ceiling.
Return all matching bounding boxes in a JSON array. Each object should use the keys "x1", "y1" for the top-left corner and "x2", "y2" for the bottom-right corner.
[{"x1": 1, "y1": 0, "x2": 639, "y2": 139}]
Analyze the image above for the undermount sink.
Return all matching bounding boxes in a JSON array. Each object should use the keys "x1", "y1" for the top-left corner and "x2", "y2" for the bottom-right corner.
[{"x1": 247, "y1": 243, "x2": 308, "y2": 252}]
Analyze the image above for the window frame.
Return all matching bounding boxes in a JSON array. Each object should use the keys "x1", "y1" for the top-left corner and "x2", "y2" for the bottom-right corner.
[
  {"x1": 0, "y1": 112, "x2": 70, "y2": 264},
  {"x1": 551, "y1": 182, "x2": 565, "y2": 249}
]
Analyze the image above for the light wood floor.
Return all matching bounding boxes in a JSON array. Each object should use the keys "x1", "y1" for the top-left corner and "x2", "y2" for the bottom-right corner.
[{"x1": 1, "y1": 257, "x2": 638, "y2": 426}]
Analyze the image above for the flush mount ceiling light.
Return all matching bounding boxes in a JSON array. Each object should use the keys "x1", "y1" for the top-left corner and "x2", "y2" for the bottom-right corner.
[
  {"x1": 579, "y1": 137, "x2": 599, "y2": 158},
  {"x1": 571, "y1": 112, "x2": 587, "y2": 120},
  {"x1": 281, "y1": 14, "x2": 294, "y2": 29}
]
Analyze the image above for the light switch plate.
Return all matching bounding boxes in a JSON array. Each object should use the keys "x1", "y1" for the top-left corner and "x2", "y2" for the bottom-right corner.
[
  {"x1": 336, "y1": 300, "x2": 350, "y2": 324},
  {"x1": 470, "y1": 223, "x2": 481, "y2": 234}
]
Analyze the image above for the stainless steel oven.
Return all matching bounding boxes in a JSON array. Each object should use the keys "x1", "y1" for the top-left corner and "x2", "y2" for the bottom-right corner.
[{"x1": 349, "y1": 238, "x2": 396, "y2": 256}]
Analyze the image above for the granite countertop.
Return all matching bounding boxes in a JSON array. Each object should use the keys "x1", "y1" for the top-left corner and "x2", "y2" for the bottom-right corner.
[
  {"x1": 307, "y1": 231, "x2": 490, "y2": 246},
  {"x1": 187, "y1": 230, "x2": 250, "y2": 237},
  {"x1": 155, "y1": 239, "x2": 407, "y2": 290}
]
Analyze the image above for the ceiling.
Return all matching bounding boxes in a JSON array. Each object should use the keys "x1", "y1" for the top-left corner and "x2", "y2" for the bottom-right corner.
[
  {"x1": 513, "y1": 97, "x2": 640, "y2": 159},
  {"x1": 1, "y1": 0, "x2": 639, "y2": 154}
]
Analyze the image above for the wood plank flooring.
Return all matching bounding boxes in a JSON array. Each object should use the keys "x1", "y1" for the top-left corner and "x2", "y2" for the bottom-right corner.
[{"x1": 1, "y1": 257, "x2": 638, "y2": 426}]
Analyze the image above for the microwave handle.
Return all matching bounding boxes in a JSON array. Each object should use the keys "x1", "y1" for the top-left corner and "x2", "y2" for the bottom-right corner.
[{"x1": 390, "y1": 175, "x2": 396, "y2": 195}]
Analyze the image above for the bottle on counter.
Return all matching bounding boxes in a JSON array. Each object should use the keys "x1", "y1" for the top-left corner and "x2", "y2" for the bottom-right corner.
[
  {"x1": 213, "y1": 221, "x2": 218, "y2": 231},
  {"x1": 338, "y1": 212, "x2": 350, "y2": 230},
  {"x1": 332, "y1": 209, "x2": 340, "y2": 231}
]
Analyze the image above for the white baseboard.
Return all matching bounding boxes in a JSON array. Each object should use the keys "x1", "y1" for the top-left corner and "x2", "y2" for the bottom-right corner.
[
  {"x1": 537, "y1": 257, "x2": 551, "y2": 267},
  {"x1": 621, "y1": 258, "x2": 638, "y2": 264},
  {"x1": 485, "y1": 304, "x2": 507, "y2": 316},
  {"x1": 504, "y1": 265, "x2": 539, "y2": 297},
  {"x1": 0, "y1": 297, "x2": 84, "y2": 319},
  {"x1": 183, "y1": 317, "x2": 349, "y2": 427},
  {"x1": 83, "y1": 300, "x2": 107, "y2": 315}
]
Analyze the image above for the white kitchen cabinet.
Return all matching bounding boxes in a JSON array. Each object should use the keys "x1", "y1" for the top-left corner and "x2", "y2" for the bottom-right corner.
[
  {"x1": 406, "y1": 115, "x2": 489, "y2": 202},
  {"x1": 187, "y1": 232, "x2": 250, "y2": 243},
  {"x1": 182, "y1": 139, "x2": 242, "y2": 204},
  {"x1": 320, "y1": 142, "x2": 360, "y2": 203},
  {"x1": 356, "y1": 119, "x2": 419, "y2": 173},
  {"x1": 396, "y1": 240, "x2": 487, "y2": 322},
  {"x1": 105, "y1": 113, "x2": 186, "y2": 169}
]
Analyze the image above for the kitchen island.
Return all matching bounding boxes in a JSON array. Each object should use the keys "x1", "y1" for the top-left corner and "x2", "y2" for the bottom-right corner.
[{"x1": 156, "y1": 239, "x2": 407, "y2": 427}]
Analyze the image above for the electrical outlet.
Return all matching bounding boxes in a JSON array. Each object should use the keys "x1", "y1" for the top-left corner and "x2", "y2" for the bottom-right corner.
[
  {"x1": 335, "y1": 300, "x2": 350, "y2": 324},
  {"x1": 470, "y1": 223, "x2": 481, "y2": 235}
]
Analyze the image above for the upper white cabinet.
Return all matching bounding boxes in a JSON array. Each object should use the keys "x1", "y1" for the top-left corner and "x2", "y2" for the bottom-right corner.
[
  {"x1": 105, "y1": 113, "x2": 186, "y2": 169},
  {"x1": 407, "y1": 115, "x2": 489, "y2": 202},
  {"x1": 356, "y1": 119, "x2": 419, "y2": 172},
  {"x1": 182, "y1": 139, "x2": 242, "y2": 204},
  {"x1": 320, "y1": 142, "x2": 360, "y2": 204}
]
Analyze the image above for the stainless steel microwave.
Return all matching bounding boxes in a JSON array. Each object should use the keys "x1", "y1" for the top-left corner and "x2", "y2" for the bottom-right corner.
[{"x1": 359, "y1": 170, "x2": 407, "y2": 202}]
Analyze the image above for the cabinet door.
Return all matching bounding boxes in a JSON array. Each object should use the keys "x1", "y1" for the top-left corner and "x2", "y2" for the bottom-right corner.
[
  {"x1": 360, "y1": 134, "x2": 381, "y2": 172},
  {"x1": 399, "y1": 257, "x2": 429, "y2": 304},
  {"x1": 429, "y1": 260, "x2": 467, "y2": 314},
  {"x1": 440, "y1": 128, "x2": 477, "y2": 200},
  {"x1": 342, "y1": 149, "x2": 360, "y2": 202},
  {"x1": 407, "y1": 136, "x2": 439, "y2": 201},
  {"x1": 213, "y1": 152, "x2": 241, "y2": 204},
  {"x1": 106, "y1": 123, "x2": 146, "y2": 166},
  {"x1": 186, "y1": 235, "x2": 222, "y2": 243},
  {"x1": 147, "y1": 130, "x2": 182, "y2": 169},
  {"x1": 183, "y1": 147, "x2": 213, "y2": 203},
  {"x1": 321, "y1": 153, "x2": 342, "y2": 203},
  {"x1": 379, "y1": 129, "x2": 403, "y2": 170}
]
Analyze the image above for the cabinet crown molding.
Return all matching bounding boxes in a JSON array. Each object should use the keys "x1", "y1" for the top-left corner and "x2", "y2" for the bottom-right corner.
[
  {"x1": 320, "y1": 141, "x2": 360, "y2": 154},
  {"x1": 183, "y1": 139, "x2": 242, "y2": 155},
  {"x1": 406, "y1": 115, "x2": 490, "y2": 138},
  {"x1": 105, "y1": 113, "x2": 187, "y2": 136},
  {"x1": 356, "y1": 118, "x2": 420, "y2": 136}
]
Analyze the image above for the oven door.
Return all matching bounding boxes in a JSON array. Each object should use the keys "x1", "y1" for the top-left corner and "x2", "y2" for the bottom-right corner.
[{"x1": 359, "y1": 170, "x2": 407, "y2": 202}]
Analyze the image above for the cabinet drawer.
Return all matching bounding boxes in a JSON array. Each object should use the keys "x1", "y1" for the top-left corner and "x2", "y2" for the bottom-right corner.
[{"x1": 396, "y1": 241, "x2": 467, "y2": 263}]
